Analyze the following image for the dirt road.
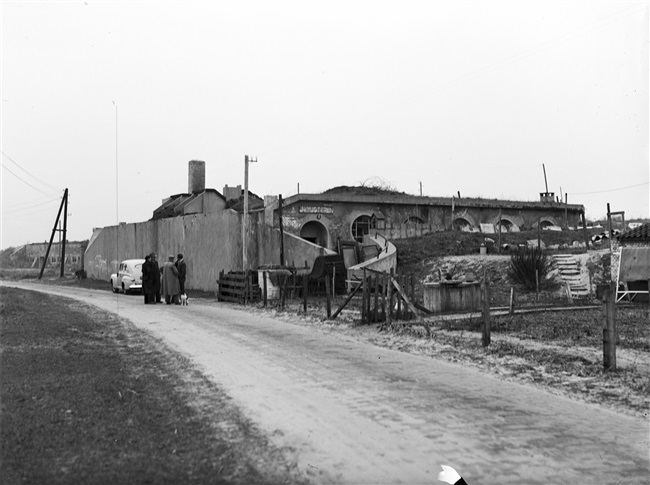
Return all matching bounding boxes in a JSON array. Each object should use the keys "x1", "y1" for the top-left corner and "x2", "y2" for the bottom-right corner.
[{"x1": 3, "y1": 282, "x2": 648, "y2": 485}]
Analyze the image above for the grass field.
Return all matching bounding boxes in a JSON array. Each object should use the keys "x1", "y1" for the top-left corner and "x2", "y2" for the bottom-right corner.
[{"x1": 0, "y1": 287, "x2": 306, "y2": 484}]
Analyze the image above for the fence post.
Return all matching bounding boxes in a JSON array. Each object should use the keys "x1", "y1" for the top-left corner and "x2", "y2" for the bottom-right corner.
[
  {"x1": 509, "y1": 287, "x2": 515, "y2": 315},
  {"x1": 303, "y1": 274, "x2": 308, "y2": 313},
  {"x1": 325, "y1": 274, "x2": 331, "y2": 319},
  {"x1": 381, "y1": 271, "x2": 387, "y2": 322},
  {"x1": 602, "y1": 287, "x2": 617, "y2": 371},
  {"x1": 386, "y1": 268, "x2": 394, "y2": 327},
  {"x1": 262, "y1": 271, "x2": 268, "y2": 307},
  {"x1": 373, "y1": 274, "x2": 379, "y2": 322},
  {"x1": 482, "y1": 279, "x2": 491, "y2": 347}
]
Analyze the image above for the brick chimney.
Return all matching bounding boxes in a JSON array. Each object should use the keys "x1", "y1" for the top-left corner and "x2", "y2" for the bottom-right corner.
[{"x1": 188, "y1": 160, "x2": 205, "y2": 194}]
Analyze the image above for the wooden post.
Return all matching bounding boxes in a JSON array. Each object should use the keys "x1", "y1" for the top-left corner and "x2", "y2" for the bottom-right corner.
[
  {"x1": 482, "y1": 280, "x2": 491, "y2": 347},
  {"x1": 381, "y1": 272, "x2": 387, "y2": 322},
  {"x1": 386, "y1": 269, "x2": 394, "y2": 327},
  {"x1": 602, "y1": 287, "x2": 617, "y2": 371},
  {"x1": 281, "y1": 273, "x2": 288, "y2": 310},
  {"x1": 279, "y1": 194, "x2": 285, "y2": 266},
  {"x1": 217, "y1": 269, "x2": 224, "y2": 301},
  {"x1": 498, "y1": 209, "x2": 502, "y2": 254},
  {"x1": 373, "y1": 274, "x2": 379, "y2": 322},
  {"x1": 60, "y1": 189, "x2": 68, "y2": 277},
  {"x1": 361, "y1": 271, "x2": 367, "y2": 324},
  {"x1": 263, "y1": 271, "x2": 268, "y2": 307},
  {"x1": 607, "y1": 203, "x2": 613, "y2": 253},
  {"x1": 325, "y1": 274, "x2": 331, "y2": 319},
  {"x1": 509, "y1": 287, "x2": 515, "y2": 315},
  {"x1": 332, "y1": 265, "x2": 336, "y2": 298},
  {"x1": 396, "y1": 274, "x2": 403, "y2": 321},
  {"x1": 581, "y1": 210, "x2": 589, "y2": 251},
  {"x1": 303, "y1": 274, "x2": 308, "y2": 313},
  {"x1": 39, "y1": 189, "x2": 67, "y2": 280},
  {"x1": 535, "y1": 269, "x2": 540, "y2": 303},
  {"x1": 537, "y1": 217, "x2": 541, "y2": 250}
]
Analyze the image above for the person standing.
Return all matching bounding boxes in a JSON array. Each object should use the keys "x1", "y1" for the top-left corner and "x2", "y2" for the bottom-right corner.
[
  {"x1": 176, "y1": 253, "x2": 187, "y2": 295},
  {"x1": 150, "y1": 253, "x2": 162, "y2": 303},
  {"x1": 161, "y1": 255, "x2": 180, "y2": 304},
  {"x1": 142, "y1": 254, "x2": 154, "y2": 304}
]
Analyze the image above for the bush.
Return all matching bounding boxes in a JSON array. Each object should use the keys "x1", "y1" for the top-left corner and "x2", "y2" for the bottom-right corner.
[{"x1": 508, "y1": 247, "x2": 553, "y2": 290}]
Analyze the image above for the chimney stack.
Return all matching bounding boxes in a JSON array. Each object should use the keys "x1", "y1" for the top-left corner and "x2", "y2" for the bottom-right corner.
[{"x1": 188, "y1": 160, "x2": 205, "y2": 194}]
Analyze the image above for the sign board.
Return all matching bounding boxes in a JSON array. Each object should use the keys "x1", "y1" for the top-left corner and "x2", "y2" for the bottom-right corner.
[
  {"x1": 300, "y1": 206, "x2": 334, "y2": 214},
  {"x1": 616, "y1": 247, "x2": 650, "y2": 302}
]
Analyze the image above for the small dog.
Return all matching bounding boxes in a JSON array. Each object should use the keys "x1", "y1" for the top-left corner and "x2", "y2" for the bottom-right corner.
[{"x1": 180, "y1": 293, "x2": 188, "y2": 306}]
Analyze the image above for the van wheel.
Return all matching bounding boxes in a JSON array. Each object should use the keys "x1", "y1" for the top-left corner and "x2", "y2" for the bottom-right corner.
[{"x1": 111, "y1": 282, "x2": 119, "y2": 293}]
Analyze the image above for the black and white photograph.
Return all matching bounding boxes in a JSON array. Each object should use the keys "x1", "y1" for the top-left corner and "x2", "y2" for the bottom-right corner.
[{"x1": 1, "y1": 1, "x2": 648, "y2": 484}]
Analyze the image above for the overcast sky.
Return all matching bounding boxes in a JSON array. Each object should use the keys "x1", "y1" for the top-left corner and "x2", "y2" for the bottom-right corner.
[{"x1": 1, "y1": 0, "x2": 648, "y2": 249}]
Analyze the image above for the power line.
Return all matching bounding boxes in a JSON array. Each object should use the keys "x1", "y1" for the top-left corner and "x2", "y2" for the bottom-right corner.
[
  {"x1": 572, "y1": 182, "x2": 649, "y2": 195},
  {"x1": 1, "y1": 163, "x2": 60, "y2": 196},
  {"x1": 1, "y1": 151, "x2": 63, "y2": 193},
  {"x1": 2, "y1": 197, "x2": 61, "y2": 215}
]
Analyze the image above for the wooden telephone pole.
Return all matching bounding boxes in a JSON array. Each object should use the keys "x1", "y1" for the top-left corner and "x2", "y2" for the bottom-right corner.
[
  {"x1": 242, "y1": 155, "x2": 257, "y2": 271},
  {"x1": 39, "y1": 188, "x2": 68, "y2": 279}
]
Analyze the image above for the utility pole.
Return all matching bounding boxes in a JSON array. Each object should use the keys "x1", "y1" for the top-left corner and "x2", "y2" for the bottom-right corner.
[
  {"x1": 278, "y1": 194, "x2": 285, "y2": 267},
  {"x1": 40, "y1": 189, "x2": 68, "y2": 279},
  {"x1": 242, "y1": 155, "x2": 257, "y2": 271},
  {"x1": 60, "y1": 189, "x2": 68, "y2": 277}
]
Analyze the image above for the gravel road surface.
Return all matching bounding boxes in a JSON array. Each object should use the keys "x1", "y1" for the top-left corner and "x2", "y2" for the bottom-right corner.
[{"x1": 3, "y1": 281, "x2": 648, "y2": 485}]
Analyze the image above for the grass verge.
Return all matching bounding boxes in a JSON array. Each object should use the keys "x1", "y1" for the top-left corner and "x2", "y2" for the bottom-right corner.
[{"x1": 0, "y1": 287, "x2": 306, "y2": 485}]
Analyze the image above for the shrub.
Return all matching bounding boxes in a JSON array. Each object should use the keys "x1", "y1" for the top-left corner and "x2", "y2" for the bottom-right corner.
[{"x1": 508, "y1": 247, "x2": 553, "y2": 290}]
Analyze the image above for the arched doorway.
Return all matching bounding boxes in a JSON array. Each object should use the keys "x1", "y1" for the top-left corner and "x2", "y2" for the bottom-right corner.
[
  {"x1": 352, "y1": 215, "x2": 372, "y2": 242},
  {"x1": 499, "y1": 219, "x2": 514, "y2": 233},
  {"x1": 453, "y1": 217, "x2": 473, "y2": 232},
  {"x1": 405, "y1": 216, "x2": 424, "y2": 225},
  {"x1": 300, "y1": 220, "x2": 328, "y2": 247},
  {"x1": 540, "y1": 219, "x2": 555, "y2": 229}
]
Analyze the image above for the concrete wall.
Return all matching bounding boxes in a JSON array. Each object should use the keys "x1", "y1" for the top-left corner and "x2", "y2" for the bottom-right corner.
[
  {"x1": 252, "y1": 210, "x2": 336, "y2": 268},
  {"x1": 85, "y1": 209, "x2": 336, "y2": 290},
  {"x1": 85, "y1": 211, "x2": 242, "y2": 291},
  {"x1": 347, "y1": 235, "x2": 398, "y2": 284},
  {"x1": 279, "y1": 195, "x2": 584, "y2": 251}
]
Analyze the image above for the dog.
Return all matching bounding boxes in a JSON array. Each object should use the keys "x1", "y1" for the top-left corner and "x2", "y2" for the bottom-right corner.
[{"x1": 180, "y1": 293, "x2": 189, "y2": 306}]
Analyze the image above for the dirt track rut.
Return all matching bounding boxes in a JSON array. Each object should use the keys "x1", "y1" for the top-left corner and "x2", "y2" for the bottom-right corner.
[{"x1": 3, "y1": 282, "x2": 648, "y2": 485}]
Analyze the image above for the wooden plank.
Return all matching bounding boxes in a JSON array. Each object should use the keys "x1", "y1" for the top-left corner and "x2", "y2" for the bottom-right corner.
[
  {"x1": 391, "y1": 277, "x2": 431, "y2": 336},
  {"x1": 330, "y1": 282, "x2": 362, "y2": 320}
]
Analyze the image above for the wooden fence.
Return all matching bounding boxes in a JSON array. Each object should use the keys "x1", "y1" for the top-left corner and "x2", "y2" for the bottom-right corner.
[{"x1": 217, "y1": 270, "x2": 259, "y2": 304}]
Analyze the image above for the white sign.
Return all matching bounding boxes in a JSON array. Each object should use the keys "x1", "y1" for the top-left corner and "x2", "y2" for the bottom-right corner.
[{"x1": 299, "y1": 206, "x2": 334, "y2": 214}]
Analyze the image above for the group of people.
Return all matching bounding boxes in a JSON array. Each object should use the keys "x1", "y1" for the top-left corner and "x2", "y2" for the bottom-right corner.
[{"x1": 142, "y1": 253, "x2": 187, "y2": 305}]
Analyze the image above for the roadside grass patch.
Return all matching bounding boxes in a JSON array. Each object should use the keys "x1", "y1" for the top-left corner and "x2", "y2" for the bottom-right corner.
[{"x1": 0, "y1": 287, "x2": 306, "y2": 485}]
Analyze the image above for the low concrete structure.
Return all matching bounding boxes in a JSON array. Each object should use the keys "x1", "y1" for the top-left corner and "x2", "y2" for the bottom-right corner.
[{"x1": 275, "y1": 189, "x2": 585, "y2": 252}]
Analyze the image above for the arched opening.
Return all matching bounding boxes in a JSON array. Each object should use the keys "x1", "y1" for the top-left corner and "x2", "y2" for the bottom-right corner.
[
  {"x1": 540, "y1": 219, "x2": 555, "y2": 229},
  {"x1": 499, "y1": 219, "x2": 514, "y2": 233},
  {"x1": 453, "y1": 217, "x2": 473, "y2": 232},
  {"x1": 405, "y1": 216, "x2": 424, "y2": 225},
  {"x1": 352, "y1": 215, "x2": 372, "y2": 242},
  {"x1": 300, "y1": 220, "x2": 328, "y2": 247}
]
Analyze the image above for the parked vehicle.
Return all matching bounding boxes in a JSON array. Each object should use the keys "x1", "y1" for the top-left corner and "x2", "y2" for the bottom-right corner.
[{"x1": 110, "y1": 259, "x2": 145, "y2": 294}]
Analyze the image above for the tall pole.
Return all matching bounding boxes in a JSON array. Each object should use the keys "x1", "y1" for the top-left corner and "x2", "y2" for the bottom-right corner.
[
  {"x1": 242, "y1": 155, "x2": 257, "y2": 271},
  {"x1": 113, "y1": 101, "x2": 119, "y2": 270},
  {"x1": 39, "y1": 189, "x2": 67, "y2": 279},
  {"x1": 243, "y1": 156, "x2": 249, "y2": 271},
  {"x1": 278, "y1": 194, "x2": 285, "y2": 266},
  {"x1": 542, "y1": 164, "x2": 549, "y2": 194},
  {"x1": 60, "y1": 189, "x2": 68, "y2": 277}
]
